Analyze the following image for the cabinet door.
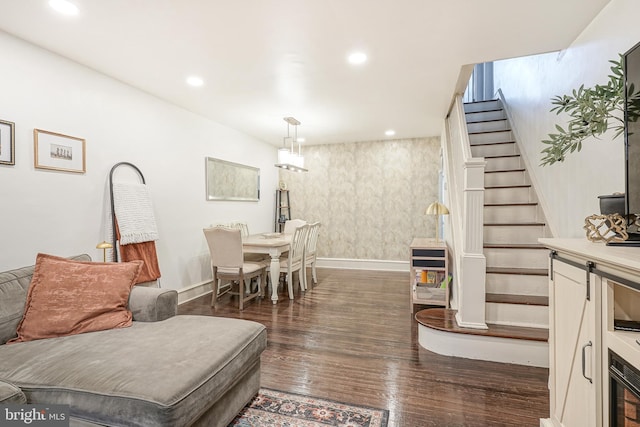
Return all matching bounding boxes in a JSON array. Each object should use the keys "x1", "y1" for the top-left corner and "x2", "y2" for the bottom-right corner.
[{"x1": 550, "y1": 261, "x2": 598, "y2": 427}]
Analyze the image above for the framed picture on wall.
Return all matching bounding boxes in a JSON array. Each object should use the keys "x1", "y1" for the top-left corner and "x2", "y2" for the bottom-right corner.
[
  {"x1": 34, "y1": 129, "x2": 86, "y2": 173},
  {"x1": 0, "y1": 119, "x2": 15, "y2": 166}
]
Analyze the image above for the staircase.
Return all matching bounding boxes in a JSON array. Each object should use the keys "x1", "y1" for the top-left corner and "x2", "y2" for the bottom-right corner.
[
  {"x1": 465, "y1": 99, "x2": 549, "y2": 333},
  {"x1": 416, "y1": 98, "x2": 550, "y2": 367}
]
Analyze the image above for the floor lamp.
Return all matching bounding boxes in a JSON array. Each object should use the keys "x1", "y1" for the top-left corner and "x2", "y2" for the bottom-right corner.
[
  {"x1": 96, "y1": 241, "x2": 113, "y2": 262},
  {"x1": 426, "y1": 201, "x2": 449, "y2": 243}
]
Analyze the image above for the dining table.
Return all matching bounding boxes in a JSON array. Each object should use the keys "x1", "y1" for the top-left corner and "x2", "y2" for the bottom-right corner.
[{"x1": 242, "y1": 233, "x2": 291, "y2": 304}]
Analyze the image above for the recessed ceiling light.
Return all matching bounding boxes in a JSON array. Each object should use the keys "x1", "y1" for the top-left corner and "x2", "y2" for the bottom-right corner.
[
  {"x1": 186, "y1": 76, "x2": 204, "y2": 87},
  {"x1": 385, "y1": 129, "x2": 396, "y2": 136},
  {"x1": 347, "y1": 52, "x2": 367, "y2": 65},
  {"x1": 49, "y1": 0, "x2": 79, "y2": 15}
]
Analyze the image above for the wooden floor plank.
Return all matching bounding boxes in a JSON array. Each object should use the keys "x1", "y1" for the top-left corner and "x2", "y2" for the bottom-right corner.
[{"x1": 179, "y1": 268, "x2": 549, "y2": 426}]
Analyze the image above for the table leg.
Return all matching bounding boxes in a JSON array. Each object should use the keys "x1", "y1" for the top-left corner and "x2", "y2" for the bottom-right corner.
[{"x1": 269, "y1": 254, "x2": 280, "y2": 304}]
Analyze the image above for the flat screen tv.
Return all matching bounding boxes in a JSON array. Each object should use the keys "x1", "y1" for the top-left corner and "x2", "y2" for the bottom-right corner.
[{"x1": 624, "y1": 41, "x2": 640, "y2": 240}]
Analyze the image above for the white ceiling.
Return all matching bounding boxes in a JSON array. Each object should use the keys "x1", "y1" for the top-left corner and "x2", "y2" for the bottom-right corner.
[{"x1": 0, "y1": 0, "x2": 610, "y2": 146}]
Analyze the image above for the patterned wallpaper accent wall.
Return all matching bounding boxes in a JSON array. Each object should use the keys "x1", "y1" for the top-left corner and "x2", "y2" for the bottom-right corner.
[{"x1": 280, "y1": 137, "x2": 441, "y2": 261}]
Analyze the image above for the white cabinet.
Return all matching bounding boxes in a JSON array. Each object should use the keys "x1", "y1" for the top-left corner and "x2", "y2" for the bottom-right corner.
[
  {"x1": 539, "y1": 238, "x2": 640, "y2": 427},
  {"x1": 547, "y1": 259, "x2": 602, "y2": 427}
]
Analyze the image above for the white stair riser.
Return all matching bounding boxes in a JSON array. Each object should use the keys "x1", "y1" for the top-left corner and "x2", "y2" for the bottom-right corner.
[
  {"x1": 418, "y1": 324, "x2": 549, "y2": 367},
  {"x1": 467, "y1": 120, "x2": 510, "y2": 133},
  {"x1": 464, "y1": 100, "x2": 501, "y2": 113},
  {"x1": 484, "y1": 187, "x2": 534, "y2": 204},
  {"x1": 484, "y1": 248, "x2": 548, "y2": 269},
  {"x1": 486, "y1": 302, "x2": 549, "y2": 328},
  {"x1": 469, "y1": 130, "x2": 513, "y2": 145},
  {"x1": 484, "y1": 171, "x2": 528, "y2": 187},
  {"x1": 484, "y1": 204, "x2": 539, "y2": 223},
  {"x1": 470, "y1": 142, "x2": 518, "y2": 157},
  {"x1": 486, "y1": 273, "x2": 549, "y2": 296},
  {"x1": 484, "y1": 225, "x2": 546, "y2": 245},
  {"x1": 466, "y1": 110, "x2": 506, "y2": 123},
  {"x1": 485, "y1": 156, "x2": 522, "y2": 171}
]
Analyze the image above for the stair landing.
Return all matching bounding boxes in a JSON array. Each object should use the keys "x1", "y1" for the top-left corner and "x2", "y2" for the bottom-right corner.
[
  {"x1": 415, "y1": 307, "x2": 548, "y2": 342},
  {"x1": 415, "y1": 307, "x2": 549, "y2": 367}
]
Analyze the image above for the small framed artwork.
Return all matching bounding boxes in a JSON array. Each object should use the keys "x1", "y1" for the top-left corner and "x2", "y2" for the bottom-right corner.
[
  {"x1": 0, "y1": 119, "x2": 15, "y2": 166},
  {"x1": 34, "y1": 129, "x2": 86, "y2": 173}
]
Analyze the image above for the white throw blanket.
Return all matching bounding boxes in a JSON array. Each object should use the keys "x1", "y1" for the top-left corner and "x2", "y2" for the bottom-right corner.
[{"x1": 113, "y1": 183, "x2": 159, "y2": 245}]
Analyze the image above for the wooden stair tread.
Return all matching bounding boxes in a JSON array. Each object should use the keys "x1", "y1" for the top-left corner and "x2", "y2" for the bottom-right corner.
[
  {"x1": 484, "y1": 169, "x2": 525, "y2": 174},
  {"x1": 415, "y1": 308, "x2": 548, "y2": 342},
  {"x1": 486, "y1": 267, "x2": 548, "y2": 276},
  {"x1": 464, "y1": 99, "x2": 499, "y2": 104},
  {"x1": 485, "y1": 202, "x2": 537, "y2": 207},
  {"x1": 468, "y1": 129, "x2": 512, "y2": 135},
  {"x1": 484, "y1": 243, "x2": 546, "y2": 249},
  {"x1": 485, "y1": 184, "x2": 531, "y2": 189},
  {"x1": 484, "y1": 154, "x2": 521, "y2": 159},
  {"x1": 470, "y1": 141, "x2": 515, "y2": 147},
  {"x1": 486, "y1": 293, "x2": 549, "y2": 306},
  {"x1": 466, "y1": 118, "x2": 508, "y2": 124}
]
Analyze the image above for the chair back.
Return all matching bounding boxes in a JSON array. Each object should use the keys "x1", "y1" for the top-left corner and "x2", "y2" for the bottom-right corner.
[
  {"x1": 203, "y1": 226, "x2": 243, "y2": 269},
  {"x1": 305, "y1": 222, "x2": 321, "y2": 258},
  {"x1": 284, "y1": 219, "x2": 307, "y2": 234},
  {"x1": 229, "y1": 222, "x2": 250, "y2": 237},
  {"x1": 289, "y1": 224, "x2": 309, "y2": 264}
]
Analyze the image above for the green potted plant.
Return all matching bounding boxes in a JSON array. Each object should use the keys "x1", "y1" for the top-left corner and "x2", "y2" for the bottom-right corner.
[
  {"x1": 541, "y1": 55, "x2": 640, "y2": 166},
  {"x1": 541, "y1": 55, "x2": 640, "y2": 216}
]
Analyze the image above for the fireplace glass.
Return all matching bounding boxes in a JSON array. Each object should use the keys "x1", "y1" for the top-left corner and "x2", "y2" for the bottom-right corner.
[{"x1": 610, "y1": 350, "x2": 640, "y2": 426}]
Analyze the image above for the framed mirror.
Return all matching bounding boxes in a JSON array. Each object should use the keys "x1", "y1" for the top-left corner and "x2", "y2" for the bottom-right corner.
[{"x1": 205, "y1": 157, "x2": 260, "y2": 201}]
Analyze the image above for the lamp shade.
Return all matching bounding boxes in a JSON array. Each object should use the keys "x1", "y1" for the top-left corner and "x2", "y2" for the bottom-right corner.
[
  {"x1": 96, "y1": 241, "x2": 113, "y2": 250},
  {"x1": 426, "y1": 201, "x2": 449, "y2": 215}
]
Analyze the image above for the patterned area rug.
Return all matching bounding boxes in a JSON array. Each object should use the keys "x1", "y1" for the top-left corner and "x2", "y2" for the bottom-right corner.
[{"x1": 228, "y1": 388, "x2": 389, "y2": 427}]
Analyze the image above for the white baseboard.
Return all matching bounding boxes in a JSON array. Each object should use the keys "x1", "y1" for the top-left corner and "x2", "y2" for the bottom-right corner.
[
  {"x1": 455, "y1": 312, "x2": 489, "y2": 330},
  {"x1": 178, "y1": 280, "x2": 212, "y2": 304},
  {"x1": 539, "y1": 418, "x2": 555, "y2": 427},
  {"x1": 316, "y1": 257, "x2": 409, "y2": 272},
  {"x1": 177, "y1": 258, "x2": 409, "y2": 304}
]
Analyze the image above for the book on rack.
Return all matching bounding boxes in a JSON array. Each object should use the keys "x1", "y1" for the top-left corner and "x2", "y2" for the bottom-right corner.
[{"x1": 416, "y1": 270, "x2": 446, "y2": 287}]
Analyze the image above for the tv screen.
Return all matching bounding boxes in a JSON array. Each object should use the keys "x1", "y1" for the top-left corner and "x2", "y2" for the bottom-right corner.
[{"x1": 624, "y1": 41, "x2": 640, "y2": 234}]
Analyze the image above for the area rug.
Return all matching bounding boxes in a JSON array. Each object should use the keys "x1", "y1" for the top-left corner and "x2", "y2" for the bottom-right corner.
[{"x1": 228, "y1": 388, "x2": 389, "y2": 427}]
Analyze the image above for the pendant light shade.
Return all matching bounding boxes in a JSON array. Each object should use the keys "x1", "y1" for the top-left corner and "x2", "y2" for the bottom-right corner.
[{"x1": 275, "y1": 117, "x2": 307, "y2": 172}]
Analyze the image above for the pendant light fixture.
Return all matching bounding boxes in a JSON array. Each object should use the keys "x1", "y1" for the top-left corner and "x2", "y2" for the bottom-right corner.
[{"x1": 275, "y1": 117, "x2": 307, "y2": 172}]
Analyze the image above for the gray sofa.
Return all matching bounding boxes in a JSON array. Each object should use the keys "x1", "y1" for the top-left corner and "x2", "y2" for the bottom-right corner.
[{"x1": 0, "y1": 255, "x2": 267, "y2": 427}]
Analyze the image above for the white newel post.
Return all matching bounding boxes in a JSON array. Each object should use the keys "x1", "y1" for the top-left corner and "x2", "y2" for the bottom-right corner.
[{"x1": 456, "y1": 158, "x2": 488, "y2": 329}]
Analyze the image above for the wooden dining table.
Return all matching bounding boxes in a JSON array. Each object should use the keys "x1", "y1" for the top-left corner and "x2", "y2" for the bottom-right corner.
[{"x1": 242, "y1": 233, "x2": 291, "y2": 304}]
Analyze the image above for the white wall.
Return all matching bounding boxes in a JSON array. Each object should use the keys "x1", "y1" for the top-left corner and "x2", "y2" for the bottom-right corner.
[
  {"x1": 0, "y1": 31, "x2": 278, "y2": 290},
  {"x1": 493, "y1": 0, "x2": 639, "y2": 237}
]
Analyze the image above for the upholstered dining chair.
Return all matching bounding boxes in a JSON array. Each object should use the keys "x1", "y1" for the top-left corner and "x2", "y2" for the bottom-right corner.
[
  {"x1": 283, "y1": 218, "x2": 307, "y2": 235},
  {"x1": 275, "y1": 224, "x2": 309, "y2": 299},
  {"x1": 230, "y1": 221, "x2": 250, "y2": 237},
  {"x1": 302, "y1": 222, "x2": 321, "y2": 291},
  {"x1": 203, "y1": 226, "x2": 267, "y2": 310}
]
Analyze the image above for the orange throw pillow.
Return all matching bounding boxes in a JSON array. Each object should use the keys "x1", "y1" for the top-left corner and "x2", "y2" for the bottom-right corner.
[{"x1": 9, "y1": 253, "x2": 143, "y2": 343}]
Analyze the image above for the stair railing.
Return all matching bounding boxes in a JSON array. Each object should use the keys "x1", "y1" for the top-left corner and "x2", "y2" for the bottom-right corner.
[{"x1": 443, "y1": 94, "x2": 488, "y2": 329}]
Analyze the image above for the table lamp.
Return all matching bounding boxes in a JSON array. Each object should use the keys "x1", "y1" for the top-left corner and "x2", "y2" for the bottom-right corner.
[
  {"x1": 96, "y1": 241, "x2": 113, "y2": 262},
  {"x1": 426, "y1": 201, "x2": 449, "y2": 243}
]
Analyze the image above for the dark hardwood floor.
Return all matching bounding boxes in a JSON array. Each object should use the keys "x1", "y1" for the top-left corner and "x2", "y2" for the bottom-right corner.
[{"x1": 178, "y1": 269, "x2": 549, "y2": 426}]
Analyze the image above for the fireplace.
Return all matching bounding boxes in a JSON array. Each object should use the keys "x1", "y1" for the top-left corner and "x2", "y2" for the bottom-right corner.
[{"x1": 610, "y1": 350, "x2": 640, "y2": 426}]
